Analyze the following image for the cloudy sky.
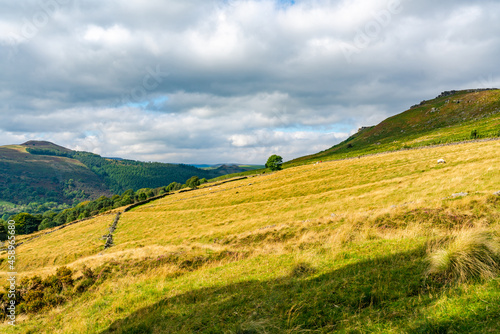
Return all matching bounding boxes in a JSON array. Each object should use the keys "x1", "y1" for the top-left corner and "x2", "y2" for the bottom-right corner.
[{"x1": 1, "y1": 0, "x2": 499, "y2": 164}]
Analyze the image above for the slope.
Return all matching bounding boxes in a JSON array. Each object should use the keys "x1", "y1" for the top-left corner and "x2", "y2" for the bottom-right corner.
[
  {"x1": 0, "y1": 144, "x2": 111, "y2": 207},
  {"x1": 1, "y1": 139, "x2": 499, "y2": 333},
  {"x1": 0, "y1": 141, "x2": 250, "y2": 216},
  {"x1": 289, "y1": 88, "x2": 500, "y2": 165}
]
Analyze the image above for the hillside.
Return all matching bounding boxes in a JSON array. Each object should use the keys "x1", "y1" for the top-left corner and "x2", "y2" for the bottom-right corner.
[
  {"x1": 289, "y1": 89, "x2": 500, "y2": 165},
  {"x1": 0, "y1": 144, "x2": 112, "y2": 211},
  {"x1": 0, "y1": 141, "x2": 249, "y2": 217},
  {"x1": 1, "y1": 139, "x2": 499, "y2": 333}
]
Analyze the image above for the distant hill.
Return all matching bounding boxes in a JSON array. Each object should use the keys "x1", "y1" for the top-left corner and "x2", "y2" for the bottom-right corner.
[
  {"x1": 289, "y1": 88, "x2": 500, "y2": 165},
  {"x1": 0, "y1": 144, "x2": 112, "y2": 211},
  {"x1": 0, "y1": 142, "x2": 249, "y2": 216},
  {"x1": 192, "y1": 164, "x2": 264, "y2": 171}
]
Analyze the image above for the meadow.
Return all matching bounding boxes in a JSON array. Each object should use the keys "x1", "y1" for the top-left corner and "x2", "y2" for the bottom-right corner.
[{"x1": 1, "y1": 140, "x2": 499, "y2": 333}]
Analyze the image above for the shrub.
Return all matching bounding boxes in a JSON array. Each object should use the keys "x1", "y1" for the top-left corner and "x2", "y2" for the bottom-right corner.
[
  {"x1": 470, "y1": 129, "x2": 478, "y2": 139},
  {"x1": 74, "y1": 278, "x2": 95, "y2": 293},
  {"x1": 23, "y1": 291, "x2": 45, "y2": 312},
  {"x1": 428, "y1": 229, "x2": 500, "y2": 282},
  {"x1": 0, "y1": 265, "x2": 101, "y2": 320},
  {"x1": 82, "y1": 265, "x2": 94, "y2": 279},
  {"x1": 56, "y1": 266, "x2": 74, "y2": 289},
  {"x1": 74, "y1": 265, "x2": 96, "y2": 293},
  {"x1": 43, "y1": 274, "x2": 63, "y2": 293}
]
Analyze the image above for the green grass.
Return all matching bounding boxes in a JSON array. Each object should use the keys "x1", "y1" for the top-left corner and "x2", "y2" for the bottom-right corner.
[
  {"x1": 1, "y1": 140, "x2": 500, "y2": 333},
  {"x1": 287, "y1": 89, "x2": 500, "y2": 166},
  {"x1": 203, "y1": 89, "x2": 500, "y2": 182}
]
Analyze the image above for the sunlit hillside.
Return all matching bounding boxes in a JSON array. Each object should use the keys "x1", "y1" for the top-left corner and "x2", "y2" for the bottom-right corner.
[
  {"x1": 290, "y1": 89, "x2": 500, "y2": 166},
  {"x1": 1, "y1": 140, "x2": 500, "y2": 333}
]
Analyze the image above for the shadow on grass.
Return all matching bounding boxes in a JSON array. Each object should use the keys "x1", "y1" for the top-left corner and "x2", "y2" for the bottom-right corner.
[{"x1": 98, "y1": 246, "x2": 496, "y2": 334}]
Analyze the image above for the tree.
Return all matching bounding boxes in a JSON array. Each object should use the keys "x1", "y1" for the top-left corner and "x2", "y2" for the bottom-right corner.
[
  {"x1": 0, "y1": 220, "x2": 7, "y2": 241},
  {"x1": 10, "y1": 212, "x2": 41, "y2": 235},
  {"x1": 166, "y1": 182, "x2": 182, "y2": 192},
  {"x1": 138, "y1": 192, "x2": 147, "y2": 201},
  {"x1": 186, "y1": 176, "x2": 200, "y2": 189},
  {"x1": 265, "y1": 155, "x2": 283, "y2": 171},
  {"x1": 120, "y1": 195, "x2": 134, "y2": 206}
]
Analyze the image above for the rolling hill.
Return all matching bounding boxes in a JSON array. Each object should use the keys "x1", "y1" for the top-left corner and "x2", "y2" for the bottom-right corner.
[
  {"x1": 0, "y1": 141, "x2": 250, "y2": 217},
  {"x1": 289, "y1": 88, "x2": 500, "y2": 165},
  {"x1": 0, "y1": 143, "x2": 112, "y2": 208},
  {"x1": 1, "y1": 89, "x2": 500, "y2": 333},
  {"x1": 1, "y1": 138, "x2": 499, "y2": 333}
]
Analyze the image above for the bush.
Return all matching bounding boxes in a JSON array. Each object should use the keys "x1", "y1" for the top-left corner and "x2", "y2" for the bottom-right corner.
[
  {"x1": 0, "y1": 265, "x2": 99, "y2": 320},
  {"x1": 470, "y1": 129, "x2": 478, "y2": 139},
  {"x1": 75, "y1": 278, "x2": 95, "y2": 293},
  {"x1": 185, "y1": 176, "x2": 200, "y2": 189},
  {"x1": 428, "y1": 229, "x2": 500, "y2": 282},
  {"x1": 56, "y1": 266, "x2": 74, "y2": 289}
]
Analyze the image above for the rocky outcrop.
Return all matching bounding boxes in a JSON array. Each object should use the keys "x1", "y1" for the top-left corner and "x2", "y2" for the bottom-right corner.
[{"x1": 411, "y1": 88, "x2": 499, "y2": 109}]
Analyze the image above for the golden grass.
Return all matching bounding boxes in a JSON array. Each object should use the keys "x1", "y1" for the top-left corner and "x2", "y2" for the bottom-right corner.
[
  {"x1": 0, "y1": 214, "x2": 115, "y2": 279},
  {"x1": 0, "y1": 140, "x2": 499, "y2": 333},
  {"x1": 2, "y1": 141, "x2": 499, "y2": 278}
]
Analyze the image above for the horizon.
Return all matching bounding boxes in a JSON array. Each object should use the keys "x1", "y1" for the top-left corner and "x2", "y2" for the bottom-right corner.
[{"x1": 1, "y1": 0, "x2": 499, "y2": 164}]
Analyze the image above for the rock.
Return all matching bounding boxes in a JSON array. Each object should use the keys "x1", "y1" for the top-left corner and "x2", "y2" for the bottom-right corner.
[
  {"x1": 452, "y1": 192, "x2": 468, "y2": 197},
  {"x1": 494, "y1": 191, "x2": 500, "y2": 196}
]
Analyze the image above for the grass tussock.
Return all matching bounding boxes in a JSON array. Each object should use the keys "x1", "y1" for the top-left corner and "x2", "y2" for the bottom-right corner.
[{"x1": 427, "y1": 228, "x2": 500, "y2": 282}]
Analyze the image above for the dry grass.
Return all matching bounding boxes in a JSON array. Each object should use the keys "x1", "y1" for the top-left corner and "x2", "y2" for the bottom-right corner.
[
  {"x1": 1, "y1": 140, "x2": 499, "y2": 333},
  {"x1": 2, "y1": 140, "x2": 499, "y2": 277},
  {"x1": 428, "y1": 228, "x2": 500, "y2": 282}
]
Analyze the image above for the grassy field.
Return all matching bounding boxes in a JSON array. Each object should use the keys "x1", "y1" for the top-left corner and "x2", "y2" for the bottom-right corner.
[
  {"x1": 1, "y1": 140, "x2": 499, "y2": 333},
  {"x1": 289, "y1": 89, "x2": 500, "y2": 166}
]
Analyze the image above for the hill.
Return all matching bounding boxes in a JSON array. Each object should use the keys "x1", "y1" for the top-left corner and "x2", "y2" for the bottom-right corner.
[
  {"x1": 289, "y1": 88, "x2": 500, "y2": 165},
  {"x1": 1, "y1": 139, "x2": 499, "y2": 333},
  {"x1": 0, "y1": 144, "x2": 112, "y2": 214},
  {"x1": 0, "y1": 142, "x2": 249, "y2": 217}
]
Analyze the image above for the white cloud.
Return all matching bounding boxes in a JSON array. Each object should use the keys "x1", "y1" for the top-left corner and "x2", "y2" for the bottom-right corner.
[
  {"x1": 83, "y1": 24, "x2": 131, "y2": 44},
  {"x1": 0, "y1": 0, "x2": 499, "y2": 163}
]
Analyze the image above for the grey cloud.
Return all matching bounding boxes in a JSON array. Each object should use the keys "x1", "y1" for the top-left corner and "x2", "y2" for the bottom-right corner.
[{"x1": 1, "y1": 0, "x2": 499, "y2": 163}]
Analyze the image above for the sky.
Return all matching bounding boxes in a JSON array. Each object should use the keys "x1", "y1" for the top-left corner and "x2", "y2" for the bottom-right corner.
[{"x1": 1, "y1": 0, "x2": 499, "y2": 164}]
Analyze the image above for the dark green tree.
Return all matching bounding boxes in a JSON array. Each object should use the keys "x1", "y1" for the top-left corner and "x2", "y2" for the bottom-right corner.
[
  {"x1": 120, "y1": 195, "x2": 134, "y2": 206},
  {"x1": 10, "y1": 212, "x2": 41, "y2": 235},
  {"x1": 166, "y1": 182, "x2": 182, "y2": 192},
  {"x1": 186, "y1": 176, "x2": 200, "y2": 189},
  {"x1": 265, "y1": 155, "x2": 283, "y2": 171},
  {"x1": 0, "y1": 219, "x2": 7, "y2": 241}
]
